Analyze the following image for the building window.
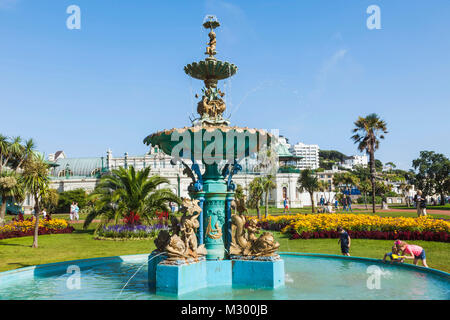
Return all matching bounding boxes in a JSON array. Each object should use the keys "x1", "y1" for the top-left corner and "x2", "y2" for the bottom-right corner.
[
  {"x1": 58, "y1": 169, "x2": 73, "y2": 177},
  {"x1": 91, "y1": 168, "x2": 101, "y2": 176}
]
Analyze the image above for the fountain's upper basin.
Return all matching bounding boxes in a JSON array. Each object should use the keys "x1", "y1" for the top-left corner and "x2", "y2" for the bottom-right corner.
[
  {"x1": 144, "y1": 125, "x2": 273, "y2": 162},
  {"x1": 184, "y1": 59, "x2": 238, "y2": 81}
]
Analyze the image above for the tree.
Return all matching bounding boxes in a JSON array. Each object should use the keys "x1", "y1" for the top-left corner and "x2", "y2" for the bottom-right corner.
[
  {"x1": 357, "y1": 179, "x2": 371, "y2": 209},
  {"x1": 375, "y1": 159, "x2": 383, "y2": 172},
  {"x1": 319, "y1": 150, "x2": 348, "y2": 170},
  {"x1": 42, "y1": 188, "x2": 60, "y2": 213},
  {"x1": 375, "y1": 181, "x2": 392, "y2": 209},
  {"x1": 317, "y1": 180, "x2": 331, "y2": 203},
  {"x1": 333, "y1": 172, "x2": 360, "y2": 196},
  {"x1": 0, "y1": 135, "x2": 36, "y2": 223},
  {"x1": 248, "y1": 177, "x2": 264, "y2": 219},
  {"x1": 21, "y1": 155, "x2": 50, "y2": 248},
  {"x1": 56, "y1": 188, "x2": 88, "y2": 213},
  {"x1": 412, "y1": 151, "x2": 450, "y2": 205},
  {"x1": 14, "y1": 138, "x2": 36, "y2": 172},
  {"x1": 384, "y1": 162, "x2": 396, "y2": 172},
  {"x1": 84, "y1": 166, "x2": 180, "y2": 229},
  {"x1": 297, "y1": 169, "x2": 320, "y2": 213},
  {"x1": 234, "y1": 184, "x2": 245, "y2": 202},
  {"x1": 262, "y1": 175, "x2": 276, "y2": 218},
  {"x1": 351, "y1": 113, "x2": 388, "y2": 213},
  {"x1": 0, "y1": 171, "x2": 24, "y2": 225}
]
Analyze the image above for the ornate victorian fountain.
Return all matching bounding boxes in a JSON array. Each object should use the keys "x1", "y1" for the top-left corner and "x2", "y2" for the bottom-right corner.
[{"x1": 145, "y1": 17, "x2": 284, "y2": 295}]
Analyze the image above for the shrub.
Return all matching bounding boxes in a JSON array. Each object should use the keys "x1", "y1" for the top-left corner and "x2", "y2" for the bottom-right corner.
[
  {"x1": 257, "y1": 214, "x2": 450, "y2": 242},
  {"x1": 95, "y1": 223, "x2": 169, "y2": 239},
  {"x1": 56, "y1": 189, "x2": 88, "y2": 213}
]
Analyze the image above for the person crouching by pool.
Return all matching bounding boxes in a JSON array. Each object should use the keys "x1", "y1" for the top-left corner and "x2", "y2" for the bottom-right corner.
[
  {"x1": 337, "y1": 226, "x2": 351, "y2": 256},
  {"x1": 398, "y1": 241, "x2": 429, "y2": 268},
  {"x1": 382, "y1": 245, "x2": 405, "y2": 264}
]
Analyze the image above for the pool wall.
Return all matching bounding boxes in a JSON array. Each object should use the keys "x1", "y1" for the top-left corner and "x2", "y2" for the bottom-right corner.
[{"x1": 0, "y1": 252, "x2": 448, "y2": 287}]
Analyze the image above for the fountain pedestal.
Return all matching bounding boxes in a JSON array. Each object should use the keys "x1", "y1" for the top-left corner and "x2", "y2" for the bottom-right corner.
[{"x1": 149, "y1": 257, "x2": 284, "y2": 295}]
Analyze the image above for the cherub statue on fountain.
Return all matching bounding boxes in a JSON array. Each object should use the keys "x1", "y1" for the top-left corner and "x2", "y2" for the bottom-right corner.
[
  {"x1": 230, "y1": 212, "x2": 280, "y2": 259},
  {"x1": 154, "y1": 198, "x2": 206, "y2": 263}
]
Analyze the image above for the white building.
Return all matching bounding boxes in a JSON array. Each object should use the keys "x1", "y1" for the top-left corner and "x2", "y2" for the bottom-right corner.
[
  {"x1": 27, "y1": 140, "x2": 322, "y2": 213},
  {"x1": 289, "y1": 142, "x2": 320, "y2": 170},
  {"x1": 341, "y1": 155, "x2": 368, "y2": 170}
]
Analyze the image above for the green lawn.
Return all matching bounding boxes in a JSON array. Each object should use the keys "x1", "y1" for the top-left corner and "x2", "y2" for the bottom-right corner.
[
  {"x1": 389, "y1": 204, "x2": 450, "y2": 211},
  {"x1": 1, "y1": 223, "x2": 449, "y2": 273},
  {"x1": 0, "y1": 223, "x2": 153, "y2": 272}
]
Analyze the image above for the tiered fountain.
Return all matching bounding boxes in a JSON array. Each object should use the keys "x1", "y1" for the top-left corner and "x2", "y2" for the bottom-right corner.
[{"x1": 144, "y1": 17, "x2": 284, "y2": 295}]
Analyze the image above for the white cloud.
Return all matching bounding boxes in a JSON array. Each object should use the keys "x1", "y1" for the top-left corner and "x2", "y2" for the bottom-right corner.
[{"x1": 310, "y1": 48, "x2": 348, "y2": 100}]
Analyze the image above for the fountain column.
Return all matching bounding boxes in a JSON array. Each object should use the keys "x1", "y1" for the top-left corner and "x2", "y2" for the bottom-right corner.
[
  {"x1": 224, "y1": 192, "x2": 234, "y2": 255},
  {"x1": 202, "y1": 163, "x2": 227, "y2": 260}
]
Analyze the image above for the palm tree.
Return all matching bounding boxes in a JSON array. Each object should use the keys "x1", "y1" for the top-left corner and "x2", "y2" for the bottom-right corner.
[
  {"x1": 351, "y1": 113, "x2": 388, "y2": 213},
  {"x1": 1, "y1": 136, "x2": 22, "y2": 171},
  {"x1": 0, "y1": 134, "x2": 9, "y2": 174},
  {"x1": 15, "y1": 138, "x2": 36, "y2": 172},
  {"x1": 21, "y1": 155, "x2": 50, "y2": 248},
  {"x1": 262, "y1": 175, "x2": 276, "y2": 218},
  {"x1": 297, "y1": 169, "x2": 320, "y2": 213},
  {"x1": 83, "y1": 166, "x2": 180, "y2": 229},
  {"x1": 248, "y1": 177, "x2": 264, "y2": 219},
  {"x1": 0, "y1": 170, "x2": 24, "y2": 226}
]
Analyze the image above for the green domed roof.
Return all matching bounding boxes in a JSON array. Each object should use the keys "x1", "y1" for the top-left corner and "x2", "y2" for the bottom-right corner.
[{"x1": 52, "y1": 158, "x2": 103, "y2": 177}]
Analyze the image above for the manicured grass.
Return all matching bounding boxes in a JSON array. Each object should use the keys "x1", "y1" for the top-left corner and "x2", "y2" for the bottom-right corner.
[
  {"x1": 389, "y1": 204, "x2": 450, "y2": 211},
  {"x1": 1, "y1": 224, "x2": 449, "y2": 273},
  {"x1": 0, "y1": 223, "x2": 154, "y2": 272}
]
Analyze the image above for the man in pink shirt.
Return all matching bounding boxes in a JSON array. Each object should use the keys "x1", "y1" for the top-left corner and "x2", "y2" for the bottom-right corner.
[{"x1": 397, "y1": 241, "x2": 429, "y2": 268}]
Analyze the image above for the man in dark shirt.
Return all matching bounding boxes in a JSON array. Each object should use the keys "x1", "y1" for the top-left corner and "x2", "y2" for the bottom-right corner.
[
  {"x1": 337, "y1": 226, "x2": 351, "y2": 256},
  {"x1": 341, "y1": 196, "x2": 347, "y2": 212},
  {"x1": 346, "y1": 195, "x2": 353, "y2": 212}
]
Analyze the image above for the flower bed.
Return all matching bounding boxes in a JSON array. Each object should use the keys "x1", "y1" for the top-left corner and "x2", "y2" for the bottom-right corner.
[
  {"x1": 257, "y1": 214, "x2": 450, "y2": 242},
  {"x1": 95, "y1": 223, "x2": 169, "y2": 240},
  {"x1": 0, "y1": 218, "x2": 74, "y2": 240}
]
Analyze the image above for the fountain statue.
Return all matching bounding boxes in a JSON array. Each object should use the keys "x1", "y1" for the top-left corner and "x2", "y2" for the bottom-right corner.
[{"x1": 145, "y1": 17, "x2": 284, "y2": 295}]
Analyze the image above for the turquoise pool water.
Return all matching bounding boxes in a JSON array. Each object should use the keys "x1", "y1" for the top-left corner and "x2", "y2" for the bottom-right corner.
[{"x1": 0, "y1": 253, "x2": 448, "y2": 300}]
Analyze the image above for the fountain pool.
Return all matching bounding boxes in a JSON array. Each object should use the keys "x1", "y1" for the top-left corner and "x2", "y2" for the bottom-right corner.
[{"x1": 0, "y1": 253, "x2": 448, "y2": 300}]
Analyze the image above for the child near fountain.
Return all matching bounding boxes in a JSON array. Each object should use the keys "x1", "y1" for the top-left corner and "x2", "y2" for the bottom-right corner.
[
  {"x1": 337, "y1": 227, "x2": 351, "y2": 256},
  {"x1": 397, "y1": 241, "x2": 429, "y2": 268},
  {"x1": 382, "y1": 245, "x2": 405, "y2": 263}
]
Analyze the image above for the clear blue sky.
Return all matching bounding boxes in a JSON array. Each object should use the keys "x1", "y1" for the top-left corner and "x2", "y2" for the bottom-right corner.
[{"x1": 1, "y1": 0, "x2": 449, "y2": 169}]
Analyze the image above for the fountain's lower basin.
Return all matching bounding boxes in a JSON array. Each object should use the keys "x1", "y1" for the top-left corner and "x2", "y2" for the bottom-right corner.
[{"x1": 0, "y1": 253, "x2": 448, "y2": 300}]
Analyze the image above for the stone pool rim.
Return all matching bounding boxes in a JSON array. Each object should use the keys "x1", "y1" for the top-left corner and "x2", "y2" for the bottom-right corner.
[{"x1": 0, "y1": 252, "x2": 448, "y2": 282}]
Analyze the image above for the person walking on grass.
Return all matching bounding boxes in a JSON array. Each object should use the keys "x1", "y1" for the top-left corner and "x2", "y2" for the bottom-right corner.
[
  {"x1": 346, "y1": 195, "x2": 353, "y2": 212},
  {"x1": 414, "y1": 191, "x2": 427, "y2": 217},
  {"x1": 74, "y1": 202, "x2": 80, "y2": 221},
  {"x1": 337, "y1": 226, "x2": 351, "y2": 256},
  {"x1": 341, "y1": 196, "x2": 347, "y2": 212},
  {"x1": 283, "y1": 197, "x2": 291, "y2": 214},
  {"x1": 69, "y1": 202, "x2": 75, "y2": 221}
]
